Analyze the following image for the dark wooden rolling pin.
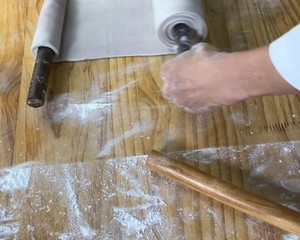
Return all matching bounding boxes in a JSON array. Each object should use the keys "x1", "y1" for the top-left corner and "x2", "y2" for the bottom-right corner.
[
  {"x1": 146, "y1": 150, "x2": 300, "y2": 236},
  {"x1": 27, "y1": 47, "x2": 55, "y2": 108}
]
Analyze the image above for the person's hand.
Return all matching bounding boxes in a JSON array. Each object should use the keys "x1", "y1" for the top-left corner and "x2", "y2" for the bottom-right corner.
[{"x1": 161, "y1": 43, "x2": 298, "y2": 113}]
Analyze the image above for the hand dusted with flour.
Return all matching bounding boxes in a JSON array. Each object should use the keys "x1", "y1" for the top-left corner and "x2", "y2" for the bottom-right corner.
[{"x1": 162, "y1": 43, "x2": 298, "y2": 113}]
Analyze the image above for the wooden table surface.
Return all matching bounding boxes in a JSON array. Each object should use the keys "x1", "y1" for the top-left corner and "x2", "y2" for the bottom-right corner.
[{"x1": 0, "y1": 0, "x2": 300, "y2": 239}]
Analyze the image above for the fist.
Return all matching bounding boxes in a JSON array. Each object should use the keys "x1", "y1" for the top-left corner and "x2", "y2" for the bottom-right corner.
[{"x1": 161, "y1": 43, "x2": 252, "y2": 113}]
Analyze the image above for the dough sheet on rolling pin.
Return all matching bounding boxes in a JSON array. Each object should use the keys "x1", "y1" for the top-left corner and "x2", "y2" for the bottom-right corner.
[{"x1": 31, "y1": 0, "x2": 207, "y2": 62}]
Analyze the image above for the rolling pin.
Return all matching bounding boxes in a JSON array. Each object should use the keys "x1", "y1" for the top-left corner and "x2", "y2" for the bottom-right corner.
[
  {"x1": 146, "y1": 151, "x2": 300, "y2": 236},
  {"x1": 27, "y1": 47, "x2": 55, "y2": 108},
  {"x1": 28, "y1": 0, "x2": 68, "y2": 108}
]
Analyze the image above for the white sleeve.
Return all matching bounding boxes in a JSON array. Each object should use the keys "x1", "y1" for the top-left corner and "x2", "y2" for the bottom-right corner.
[{"x1": 269, "y1": 24, "x2": 300, "y2": 90}]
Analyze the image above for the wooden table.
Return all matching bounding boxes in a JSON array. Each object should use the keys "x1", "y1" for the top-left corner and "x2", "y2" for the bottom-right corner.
[{"x1": 0, "y1": 0, "x2": 299, "y2": 239}]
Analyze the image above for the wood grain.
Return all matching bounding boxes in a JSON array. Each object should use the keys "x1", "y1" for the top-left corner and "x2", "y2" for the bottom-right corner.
[
  {"x1": 0, "y1": 0, "x2": 29, "y2": 167},
  {"x1": 147, "y1": 150, "x2": 300, "y2": 236},
  {"x1": 0, "y1": 0, "x2": 299, "y2": 239}
]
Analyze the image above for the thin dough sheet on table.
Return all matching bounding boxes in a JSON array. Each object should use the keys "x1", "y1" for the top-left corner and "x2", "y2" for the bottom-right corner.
[{"x1": 58, "y1": 0, "x2": 172, "y2": 61}]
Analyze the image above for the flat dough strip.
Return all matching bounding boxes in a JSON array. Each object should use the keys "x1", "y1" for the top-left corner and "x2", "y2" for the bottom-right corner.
[{"x1": 32, "y1": 0, "x2": 207, "y2": 62}]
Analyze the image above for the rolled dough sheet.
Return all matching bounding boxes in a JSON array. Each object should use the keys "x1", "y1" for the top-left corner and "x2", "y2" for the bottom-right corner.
[
  {"x1": 61, "y1": 0, "x2": 171, "y2": 61},
  {"x1": 32, "y1": 0, "x2": 207, "y2": 62}
]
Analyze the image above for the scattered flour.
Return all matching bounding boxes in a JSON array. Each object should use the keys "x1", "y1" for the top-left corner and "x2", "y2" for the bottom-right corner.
[
  {"x1": 97, "y1": 122, "x2": 154, "y2": 158},
  {"x1": 0, "y1": 223, "x2": 20, "y2": 237},
  {"x1": 47, "y1": 79, "x2": 137, "y2": 124},
  {"x1": 55, "y1": 167, "x2": 97, "y2": 240},
  {"x1": 47, "y1": 100, "x2": 112, "y2": 124},
  {"x1": 0, "y1": 142, "x2": 299, "y2": 239},
  {"x1": 113, "y1": 208, "x2": 163, "y2": 238},
  {"x1": 283, "y1": 233, "x2": 300, "y2": 240},
  {"x1": 108, "y1": 156, "x2": 166, "y2": 238},
  {"x1": 0, "y1": 162, "x2": 36, "y2": 192}
]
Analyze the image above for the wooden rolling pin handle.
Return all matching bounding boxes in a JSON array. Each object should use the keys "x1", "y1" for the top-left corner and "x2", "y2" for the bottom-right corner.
[
  {"x1": 146, "y1": 150, "x2": 300, "y2": 236},
  {"x1": 27, "y1": 47, "x2": 55, "y2": 108}
]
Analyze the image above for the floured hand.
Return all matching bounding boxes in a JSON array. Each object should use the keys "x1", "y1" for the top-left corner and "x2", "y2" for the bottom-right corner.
[{"x1": 161, "y1": 43, "x2": 298, "y2": 113}]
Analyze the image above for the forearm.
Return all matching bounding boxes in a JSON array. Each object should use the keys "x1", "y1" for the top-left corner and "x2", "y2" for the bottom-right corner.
[{"x1": 236, "y1": 45, "x2": 298, "y2": 98}]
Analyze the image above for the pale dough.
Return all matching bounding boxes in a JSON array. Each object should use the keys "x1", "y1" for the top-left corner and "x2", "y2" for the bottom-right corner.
[{"x1": 31, "y1": 0, "x2": 207, "y2": 62}]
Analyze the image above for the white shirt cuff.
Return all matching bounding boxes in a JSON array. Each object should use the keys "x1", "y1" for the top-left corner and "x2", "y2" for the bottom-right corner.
[{"x1": 269, "y1": 24, "x2": 300, "y2": 90}]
